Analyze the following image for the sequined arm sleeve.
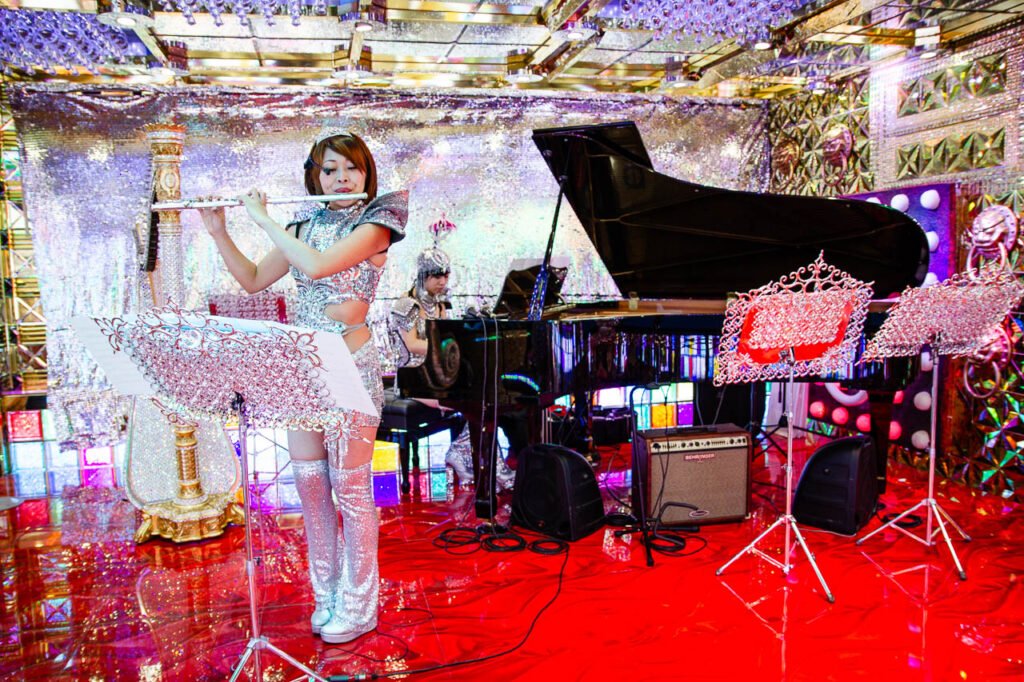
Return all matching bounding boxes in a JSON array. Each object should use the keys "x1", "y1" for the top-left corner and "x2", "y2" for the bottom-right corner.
[
  {"x1": 357, "y1": 191, "x2": 408, "y2": 244},
  {"x1": 287, "y1": 202, "x2": 321, "y2": 233},
  {"x1": 391, "y1": 296, "x2": 419, "y2": 332}
]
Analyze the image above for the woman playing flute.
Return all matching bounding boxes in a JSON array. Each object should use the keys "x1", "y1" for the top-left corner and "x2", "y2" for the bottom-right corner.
[{"x1": 198, "y1": 129, "x2": 407, "y2": 645}]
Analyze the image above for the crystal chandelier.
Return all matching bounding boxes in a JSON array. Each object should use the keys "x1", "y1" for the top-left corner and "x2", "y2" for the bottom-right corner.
[
  {"x1": 620, "y1": 0, "x2": 806, "y2": 46},
  {"x1": 159, "y1": 0, "x2": 308, "y2": 27},
  {"x1": 0, "y1": 9, "x2": 130, "y2": 75}
]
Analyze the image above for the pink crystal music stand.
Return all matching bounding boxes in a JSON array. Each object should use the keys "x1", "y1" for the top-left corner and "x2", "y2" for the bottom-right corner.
[
  {"x1": 855, "y1": 266, "x2": 1024, "y2": 580},
  {"x1": 714, "y1": 254, "x2": 874, "y2": 603},
  {"x1": 88, "y1": 305, "x2": 376, "y2": 682}
]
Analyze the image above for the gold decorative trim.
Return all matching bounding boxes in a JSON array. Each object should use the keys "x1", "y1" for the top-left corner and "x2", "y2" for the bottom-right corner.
[{"x1": 135, "y1": 492, "x2": 246, "y2": 544}]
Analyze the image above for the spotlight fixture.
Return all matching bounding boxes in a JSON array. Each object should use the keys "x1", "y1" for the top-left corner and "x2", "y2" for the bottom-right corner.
[
  {"x1": 506, "y1": 69, "x2": 544, "y2": 84},
  {"x1": 662, "y1": 56, "x2": 700, "y2": 88},
  {"x1": 333, "y1": 45, "x2": 376, "y2": 84},
  {"x1": 339, "y1": 3, "x2": 386, "y2": 34},
  {"x1": 553, "y1": 19, "x2": 598, "y2": 43},
  {"x1": 96, "y1": 0, "x2": 154, "y2": 29},
  {"x1": 506, "y1": 48, "x2": 544, "y2": 84}
]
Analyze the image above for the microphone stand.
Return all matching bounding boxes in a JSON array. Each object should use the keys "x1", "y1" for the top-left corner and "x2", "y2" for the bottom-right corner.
[{"x1": 622, "y1": 384, "x2": 660, "y2": 567}]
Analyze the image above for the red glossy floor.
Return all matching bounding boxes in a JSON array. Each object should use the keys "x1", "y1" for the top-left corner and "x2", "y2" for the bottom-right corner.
[{"x1": 2, "y1": 438, "x2": 1023, "y2": 682}]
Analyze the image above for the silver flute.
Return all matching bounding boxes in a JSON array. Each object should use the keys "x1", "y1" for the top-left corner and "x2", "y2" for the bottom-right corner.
[{"x1": 151, "y1": 193, "x2": 368, "y2": 211}]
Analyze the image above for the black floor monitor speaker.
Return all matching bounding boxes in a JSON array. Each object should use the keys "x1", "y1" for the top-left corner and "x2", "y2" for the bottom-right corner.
[
  {"x1": 511, "y1": 443, "x2": 605, "y2": 541},
  {"x1": 633, "y1": 424, "x2": 752, "y2": 526},
  {"x1": 794, "y1": 435, "x2": 878, "y2": 536}
]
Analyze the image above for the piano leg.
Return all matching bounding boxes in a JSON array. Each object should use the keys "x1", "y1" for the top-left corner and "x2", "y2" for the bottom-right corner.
[
  {"x1": 470, "y1": 415, "x2": 501, "y2": 521},
  {"x1": 866, "y1": 391, "x2": 894, "y2": 495}
]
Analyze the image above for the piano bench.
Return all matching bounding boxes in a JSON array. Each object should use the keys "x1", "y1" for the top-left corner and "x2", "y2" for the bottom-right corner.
[{"x1": 378, "y1": 392, "x2": 464, "y2": 495}]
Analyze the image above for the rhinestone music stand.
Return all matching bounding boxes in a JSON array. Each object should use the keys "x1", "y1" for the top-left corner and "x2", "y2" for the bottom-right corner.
[
  {"x1": 714, "y1": 254, "x2": 874, "y2": 603},
  {"x1": 76, "y1": 305, "x2": 377, "y2": 682},
  {"x1": 855, "y1": 265, "x2": 1024, "y2": 580}
]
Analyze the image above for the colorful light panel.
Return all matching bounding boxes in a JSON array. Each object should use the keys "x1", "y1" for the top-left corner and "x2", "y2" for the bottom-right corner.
[{"x1": 6, "y1": 411, "x2": 43, "y2": 442}]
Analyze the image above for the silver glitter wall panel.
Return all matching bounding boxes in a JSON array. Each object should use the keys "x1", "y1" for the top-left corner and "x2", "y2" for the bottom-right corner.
[{"x1": 10, "y1": 85, "x2": 769, "y2": 446}]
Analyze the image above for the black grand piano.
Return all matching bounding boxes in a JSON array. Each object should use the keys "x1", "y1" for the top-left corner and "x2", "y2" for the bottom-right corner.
[{"x1": 398, "y1": 121, "x2": 929, "y2": 519}]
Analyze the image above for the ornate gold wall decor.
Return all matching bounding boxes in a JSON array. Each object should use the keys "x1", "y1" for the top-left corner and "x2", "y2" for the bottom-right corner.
[
  {"x1": 872, "y1": 31, "x2": 1021, "y2": 189},
  {"x1": 896, "y1": 128, "x2": 1005, "y2": 180},
  {"x1": 0, "y1": 82, "x2": 46, "y2": 396},
  {"x1": 767, "y1": 74, "x2": 872, "y2": 196},
  {"x1": 897, "y1": 53, "x2": 1007, "y2": 117},
  {"x1": 822, "y1": 123, "x2": 854, "y2": 187},
  {"x1": 957, "y1": 182, "x2": 1024, "y2": 498}
]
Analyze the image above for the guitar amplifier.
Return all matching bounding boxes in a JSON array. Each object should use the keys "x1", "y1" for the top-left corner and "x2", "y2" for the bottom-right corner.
[{"x1": 632, "y1": 424, "x2": 751, "y2": 526}]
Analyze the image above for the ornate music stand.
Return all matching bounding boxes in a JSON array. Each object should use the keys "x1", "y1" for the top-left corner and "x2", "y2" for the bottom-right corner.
[
  {"x1": 855, "y1": 265, "x2": 1024, "y2": 580},
  {"x1": 79, "y1": 305, "x2": 377, "y2": 682},
  {"x1": 714, "y1": 254, "x2": 874, "y2": 603}
]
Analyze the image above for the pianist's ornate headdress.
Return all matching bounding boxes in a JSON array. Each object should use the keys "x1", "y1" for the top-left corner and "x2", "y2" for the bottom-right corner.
[{"x1": 413, "y1": 214, "x2": 456, "y2": 317}]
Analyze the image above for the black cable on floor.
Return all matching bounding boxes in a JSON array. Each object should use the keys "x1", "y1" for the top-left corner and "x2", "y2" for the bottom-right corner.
[{"x1": 327, "y1": 544, "x2": 571, "y2": 682}]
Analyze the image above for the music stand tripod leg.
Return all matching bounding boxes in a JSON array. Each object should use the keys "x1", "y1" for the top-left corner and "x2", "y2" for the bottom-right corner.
[
  {"x1": 933, "y1": 501, "x2": 971, "y2": 541},
  {"x1": 856, "y1": 498, "x2": 930, "y2": 546},
  {"x1": 787, "y1": 517, "x2": 834, "y2": 603},
  {"x1": 228, "y1": 394, "x2": 329, "y2": 682},
  {"x1": 716, "y1": 515, "x2": 786, "y2": 575},
  {"x1": 857, "y1": 357, "x2": 968, "y2": 581},
  {"x1": 927, "y1": 501, "x2": 968, "y2": 580}
]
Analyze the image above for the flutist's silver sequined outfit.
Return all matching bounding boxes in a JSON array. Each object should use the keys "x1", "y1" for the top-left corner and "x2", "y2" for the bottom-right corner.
[{"x1": 289, "y1": 191, "x2": 407, "y2": 641}]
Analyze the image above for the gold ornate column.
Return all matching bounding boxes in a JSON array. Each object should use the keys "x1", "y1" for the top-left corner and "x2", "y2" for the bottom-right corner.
[
  {"x1": 133, "y1": 408, "x2": 245, "y2": 544},
  {"x1": 145, "y1": 124, "x2": 186, "y2": 305},
  {"x1": 132, "y1": 127, "x2": 244, "y2": 543}
]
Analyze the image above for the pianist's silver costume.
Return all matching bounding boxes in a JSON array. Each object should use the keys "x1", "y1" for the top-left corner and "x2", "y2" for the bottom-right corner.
[{"x1": 391, "y1": 245, "x2": 515, "y2": 490}]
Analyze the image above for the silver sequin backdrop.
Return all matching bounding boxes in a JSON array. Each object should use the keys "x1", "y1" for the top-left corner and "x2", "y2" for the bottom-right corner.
[{"x1": 10, "y1": 85, "x2": 769, "y2": 446}]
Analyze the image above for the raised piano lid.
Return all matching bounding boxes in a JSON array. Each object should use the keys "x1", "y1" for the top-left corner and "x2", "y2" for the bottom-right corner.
[{"x1": 532, "y1": 121, "x2": 930, "y2": 301}]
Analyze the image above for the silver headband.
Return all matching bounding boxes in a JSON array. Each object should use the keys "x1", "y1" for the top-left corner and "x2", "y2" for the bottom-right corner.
[{"x1": 312, "y1": 126, "x2": 355, "y2": 147}]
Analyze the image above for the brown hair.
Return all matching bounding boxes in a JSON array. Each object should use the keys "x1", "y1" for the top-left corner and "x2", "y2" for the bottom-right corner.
[{"x1": 303, "y1": 133, "x2": 378, "y2": 200}]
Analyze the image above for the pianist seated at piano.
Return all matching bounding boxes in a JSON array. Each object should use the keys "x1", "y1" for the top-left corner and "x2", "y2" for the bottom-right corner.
[{"x1": 391, "y1": 245, "x2": 516, "y2": 491}]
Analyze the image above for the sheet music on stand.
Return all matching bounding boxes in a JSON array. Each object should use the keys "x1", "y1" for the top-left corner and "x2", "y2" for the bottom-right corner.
[
  {"x1": 714, "y1": 253, "x2": 874, "y2": 603},
  {"x1": 856, "y1": 264, "x2": 1024, "y2": 579},
  {"x1": 76, "y1": 305, "x2": 376, "y2": 431},
  {"x1": 74, "y1": 304, "x2": 377, "y2": 682},
  {"x1": 493, "y1": 256, "x2": 569, "y2": 319}
]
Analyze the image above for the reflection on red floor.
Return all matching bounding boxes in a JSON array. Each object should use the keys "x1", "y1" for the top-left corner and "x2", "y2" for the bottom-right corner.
[{"x1": 2, "y1": 439, "x2": 1024, "y2": 682}]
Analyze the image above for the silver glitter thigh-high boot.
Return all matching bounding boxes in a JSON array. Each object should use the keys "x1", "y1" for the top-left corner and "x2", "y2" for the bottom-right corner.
[
  {"x1": 290, "y1": 459, "x2": 339, "y2": 634},
  {"x1": 321, "y1": 462, "x2": 379, "y2": 644}
]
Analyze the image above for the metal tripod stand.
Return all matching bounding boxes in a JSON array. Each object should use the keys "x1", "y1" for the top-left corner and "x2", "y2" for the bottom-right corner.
[
  {"x1": 717, "y1": 355, "x2": 835, "y2": 603},
  {"x1": 856, "y1": 357, "x2": 970, "y2": 579},
  {"x1": 228, "y1": 394, "x2": 329, "y2": 682}
]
